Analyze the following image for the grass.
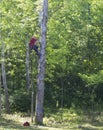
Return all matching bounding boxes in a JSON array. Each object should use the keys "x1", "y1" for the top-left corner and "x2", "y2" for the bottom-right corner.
[
  {"x1": 0, "y1": 114, "x2": 46, "y2": 130},
  {"x1": 0, "y1": 109, "x2": 103, "y2": 130}
]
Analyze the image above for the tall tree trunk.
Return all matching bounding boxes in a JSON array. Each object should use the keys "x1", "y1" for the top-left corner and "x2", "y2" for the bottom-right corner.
[
  {"x1": 35, "y1": 0, "x2": 48, "y2": 124},
  {"x1": 1, "y1": 42, "x2": 10, "y2": 113},
  {"x1": 26, "y1": 36, "x2": 30, "y2": 91}
]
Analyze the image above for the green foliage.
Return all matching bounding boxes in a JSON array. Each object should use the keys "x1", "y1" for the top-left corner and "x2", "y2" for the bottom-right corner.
[
  {"x1": 0, "y1": 0, "x2": 103, "y2": 113},
  {"x1": 10, "y1": 91, "x2": 31, "y2": 112},
  {"x1": 79, "y1": 70, "x2": 103, "y2": 85}
]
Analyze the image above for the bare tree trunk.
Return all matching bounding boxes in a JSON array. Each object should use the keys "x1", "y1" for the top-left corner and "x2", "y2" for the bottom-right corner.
[
  {"x1": 26, "y1": 36, "x2": 30, "y2": 91},
  {"x1": 1, "y1": 42, "x2": 10, "y2": 113},
  {"x1": 35, "y1": 0, "x2": 48, "y2": 124},
  {"x1": 31, "y1": 86, "x2": 34, "y2": 122}
]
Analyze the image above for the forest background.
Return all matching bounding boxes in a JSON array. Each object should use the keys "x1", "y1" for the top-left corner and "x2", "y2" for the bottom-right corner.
[{"x1": 0, "y1": 0, "x2": 103, "y2": 122}]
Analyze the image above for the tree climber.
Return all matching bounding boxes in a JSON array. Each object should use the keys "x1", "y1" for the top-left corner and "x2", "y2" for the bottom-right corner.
[{"x1": 29, "y1": 36, "x2": 40, "y2": 56}]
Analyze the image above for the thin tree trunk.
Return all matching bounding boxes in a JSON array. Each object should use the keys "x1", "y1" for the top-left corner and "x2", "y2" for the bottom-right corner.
[
  {"x1": 35, "y1": 0, "x2": 48, "y2": 124},
  {"x1": 1, "y1": 42, "x2": 10, "y2": 113},
  {"x1": 31, "y1": 86, "x2": 34, "y2": 122},
  {"x1": 26, "y1": 36, "x2": 30, "y2": 91}
]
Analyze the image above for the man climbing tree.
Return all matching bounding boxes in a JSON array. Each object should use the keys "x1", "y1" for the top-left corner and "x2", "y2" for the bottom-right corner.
[
  {"x1": 35, "y1": 0, "x2": 48, "y2": 124},
  {"x1": 29, "y1": 36, "x2": 40, "y2": 56}
]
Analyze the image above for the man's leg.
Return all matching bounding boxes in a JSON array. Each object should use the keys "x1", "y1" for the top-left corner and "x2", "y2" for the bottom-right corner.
[{"x1": 33, "y1": 45, "x2": 40, "y2": 56}]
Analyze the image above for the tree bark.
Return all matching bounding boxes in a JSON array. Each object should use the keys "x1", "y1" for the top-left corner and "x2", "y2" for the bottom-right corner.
[
  {"x1": 31, "y1": 88, "x2": 34, "y2": 122},
  {"x1": 26, "y1": 36, "x2": 30, "y2": 91},
  {"x1": 1, "y1": 42, "x2": 10, "y2": 113},
  {"x1": 35, "y1": 0, "x2": 48, "y2": 124}
]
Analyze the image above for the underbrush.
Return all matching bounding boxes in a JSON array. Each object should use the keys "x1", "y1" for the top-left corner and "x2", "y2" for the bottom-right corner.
[
  {"x1": 43, "y1": 108, "x2": 103, "y2": 129},
  {"x1": 0, "y1": 108, "x2": 103, "y2": 130}
]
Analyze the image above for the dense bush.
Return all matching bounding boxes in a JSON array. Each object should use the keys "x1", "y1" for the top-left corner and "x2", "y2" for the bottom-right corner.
[{"x1": 10, "y1": 91, "x2": 31, "y2": 112}]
